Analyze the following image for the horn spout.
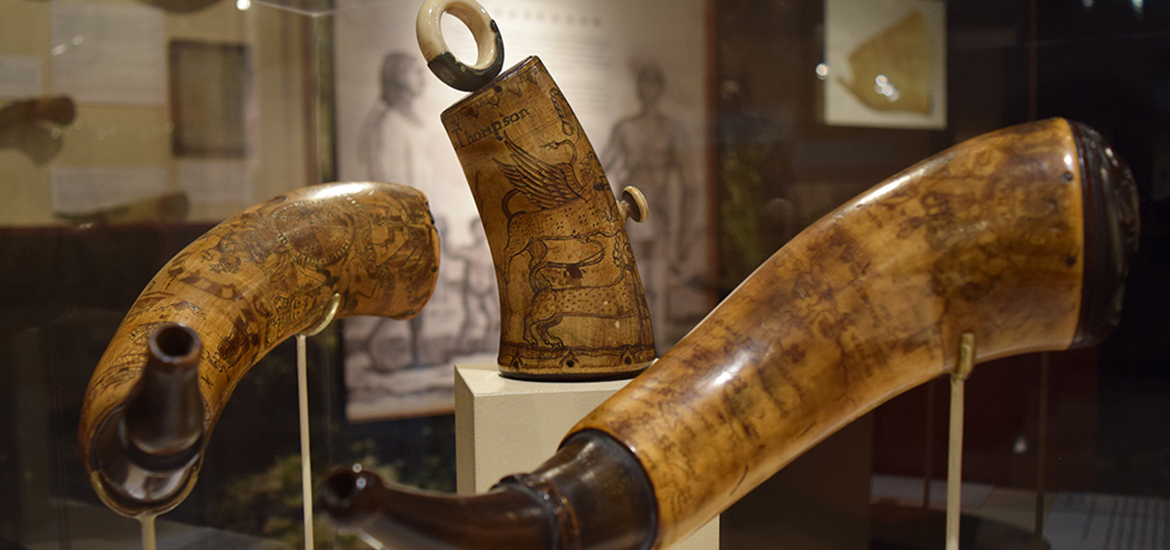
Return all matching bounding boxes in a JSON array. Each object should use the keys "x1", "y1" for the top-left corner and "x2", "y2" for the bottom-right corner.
[
  {"x1": 322, "y1": 119, "x2": 1139, "y2": 550},
  {"x1": 322, "y1": 468, "x2": 553, "y2": 550},
  {"x1": 124, "y1": 323, "x2": 204, "y2": 458},
  {"x1": 321, "y1": 431, "x2": 656, "y2": 550},
  {"x1": 88, "y1": 323, "x2": 206, "y2": 510}
]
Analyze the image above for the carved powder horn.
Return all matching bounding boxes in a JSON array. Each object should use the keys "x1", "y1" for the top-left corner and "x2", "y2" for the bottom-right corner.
[
  {"x1": 79, "y1": 182, "x2": 441, "y2": 517},
  {"x1": 319, "y1": 119, "x2": 1140, "y2": 550},
  {"x1": 418, "y1": 0, "x2": 656, "y2": 380}
]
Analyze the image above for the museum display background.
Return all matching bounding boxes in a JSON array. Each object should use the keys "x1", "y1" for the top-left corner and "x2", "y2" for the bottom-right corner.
[{"x1": 2, "y1": 0, "x2": 1169, "y2": 548}]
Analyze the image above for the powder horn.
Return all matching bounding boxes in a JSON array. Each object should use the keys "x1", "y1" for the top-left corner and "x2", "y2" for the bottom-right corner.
[
  {"x1": 419, "y1": 0, "x2": 656, "y2": 380},
  {"x1": 319, "y1": 118, "x2": 1139, "y2": 550},
  {"x1": 0, "y1": 96, "x2": 76, "y2": 164},
  {"x1": 78, "y1": 182, "x2": 440, "y2": 517},
  {"x1": 0, "y1": 96, "x2": 76, "y2": 128}
]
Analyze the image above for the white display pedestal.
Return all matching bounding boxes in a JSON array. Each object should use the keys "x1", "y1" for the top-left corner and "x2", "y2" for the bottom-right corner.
[{"x1": 455, "y1": 363, "x2": 719, "y2": 550}]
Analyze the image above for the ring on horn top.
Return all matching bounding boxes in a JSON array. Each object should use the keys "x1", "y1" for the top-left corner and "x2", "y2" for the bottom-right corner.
[{"x1": 416, "y1": 0, "x2": 505, "y2": 91}]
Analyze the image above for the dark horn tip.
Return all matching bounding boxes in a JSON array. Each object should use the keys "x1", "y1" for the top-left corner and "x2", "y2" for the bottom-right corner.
[
  {"x1": 92, "y1": 323, "x2": 205, "y2": 509},
  {"x1": 1068, "y1": 121, "x2": 1142, "y2": 349},
  {"x1": 47, "y1": 96, "x2": 76, "y2": 125},
  {"x1": 319, "y1": 465, "x2": 384, "y2": 529},
  {"x1": 124, "y1": 322, "x2": 204, "y2": 458}
]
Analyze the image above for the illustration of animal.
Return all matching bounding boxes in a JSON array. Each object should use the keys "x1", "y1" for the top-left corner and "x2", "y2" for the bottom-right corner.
[
  {"x1": 523, "y1": 240, "x2": 651, "y2": 348},
  {"x1": 494, "y1": 137, "x2": 619, "y2": 284},
  {"x1": 493, "y1": 136, "x2": 650, "y2": 348}
]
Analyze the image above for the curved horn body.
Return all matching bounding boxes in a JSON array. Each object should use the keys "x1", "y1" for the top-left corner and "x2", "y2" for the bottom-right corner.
[
  {"x1": 0, "y1": 96, "x2": 76, "y2": 128},
  {"x1": 321, "y1": 119, "x2": 1139, "y2": 550},
  {"x1": 572, "y1": 118, "x2": 1138, "y2": 546},
  {"x1": 441, "y1": 57, "x2": 655, "y2": 380},
  {"x1": 80, "y1": 182, "x2": 440, "y2": 517}
]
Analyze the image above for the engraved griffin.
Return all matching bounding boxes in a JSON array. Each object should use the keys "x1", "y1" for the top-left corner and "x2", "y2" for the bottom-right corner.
[{"x1": 493, "y1": 136, "x2": 651, "y2": 348}]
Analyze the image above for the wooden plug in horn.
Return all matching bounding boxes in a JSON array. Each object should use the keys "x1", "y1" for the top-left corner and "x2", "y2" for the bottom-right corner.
[
  {"x1": 79, "y1": 182, "x2": 440, "y2": 517},
  {"x1": 319, "y1": 119, "x2": 1139, "y2": 550}
]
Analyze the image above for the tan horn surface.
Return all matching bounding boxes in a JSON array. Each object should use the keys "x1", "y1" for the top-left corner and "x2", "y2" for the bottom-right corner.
[
  {"x1": 79, "y1": 181, "x2": 440, "y2": 516},
  {"x1": 572, "y1": 118, "x2": 1089, "y2": 547}
]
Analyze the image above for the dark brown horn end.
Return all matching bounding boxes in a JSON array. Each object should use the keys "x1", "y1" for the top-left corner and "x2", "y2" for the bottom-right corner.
[
  {"x1": 318, "y1": 431, "x2": 657, "y2": 550},
  {"x1": 124, "y1": 323, "x2": 204, "y2": 458},
  {"x1": 1068, "y1": 121, "x2": 1141, "y2": 349},
  {"x1": 319, "y1": 465, "x2": 386, "y2": 529},
  {"x1": 90, "y1": 323, "x2": 206, "y2": 514},
  {"x1": 42, "y1": 96, "x2": 76, "y2": 125}
]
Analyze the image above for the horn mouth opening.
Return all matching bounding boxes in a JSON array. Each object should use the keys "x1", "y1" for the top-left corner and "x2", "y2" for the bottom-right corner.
[
  {"x1": 319, "y1": 466, "x2": 384, "y2": 529},
  {"x1": 322, "y1": 468, "x2": 360, "y2": 503},
  {"x1": 149, "y1": 324, "x2": 200, "y2": 366}
]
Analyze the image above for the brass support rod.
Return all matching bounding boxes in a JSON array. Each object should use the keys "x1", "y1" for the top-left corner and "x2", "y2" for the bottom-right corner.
[
  {"x1": 947, "y1": 333, "x2": 975, "y2": 550},
  {"x1": 297, "y1": 292, "x2": 340, "y2": 550}
]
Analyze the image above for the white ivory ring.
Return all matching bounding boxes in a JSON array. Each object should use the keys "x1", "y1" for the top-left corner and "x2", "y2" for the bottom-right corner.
[{"x1": 416, "y1": 0, "x2": 504, "y2": 91}]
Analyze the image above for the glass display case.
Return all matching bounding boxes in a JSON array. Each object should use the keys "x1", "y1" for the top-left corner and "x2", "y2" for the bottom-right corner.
[{"x1": 1, "y1": 0, "x2": 1167, "y2": 548}]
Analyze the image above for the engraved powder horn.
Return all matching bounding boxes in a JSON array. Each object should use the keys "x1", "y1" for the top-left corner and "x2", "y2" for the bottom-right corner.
[
  {"x1": 418, "y1": 0, "x2": 656, "y2": 380},
  {"x1": 320, "y1": 119, "x2": 1140, "y2": 549},
  {"x1": 78, "y1": 182, "x2": 441, "y2": 517}
]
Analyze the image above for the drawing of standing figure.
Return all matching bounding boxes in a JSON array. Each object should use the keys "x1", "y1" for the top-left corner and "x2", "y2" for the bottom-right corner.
[
  {"x1": 449, "y1": 219, "x2": 499, "y2": 352},
  {"x1": 602, "y1": 58, "x2": 695, "y2": 346},
  {"x1": 358, "y1": 51, "x2": 431, "y2": 369},
  {"x1": 360, "y1": 52, "x2": 430, "y2": 186}
]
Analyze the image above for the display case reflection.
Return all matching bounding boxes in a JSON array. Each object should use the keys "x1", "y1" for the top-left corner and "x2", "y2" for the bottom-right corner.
[{"x1": 1, "y1": 0, "x2": 1166, "y2": 549}]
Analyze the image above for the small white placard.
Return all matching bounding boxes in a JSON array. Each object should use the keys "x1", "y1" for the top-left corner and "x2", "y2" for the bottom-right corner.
[
  {"x1": 176, "y1": 159, "x2": 252, "y2": 204},
  {"x1": 51, "y1": 165, "x2": 169, "y2": 214},
  {"x1": 0, "y1": 55, "x2": 44, "y2": 98},
  {"x1": 50, "y1": 3, "x2": 166, "y2": 105}
]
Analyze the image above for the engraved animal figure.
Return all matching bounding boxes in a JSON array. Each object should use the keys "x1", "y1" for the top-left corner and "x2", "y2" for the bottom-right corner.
[
  {"x1": 523, "y1": 239, "x2": 650, "y2": 347},
  {"x1": 494, "y1": 136, "x2": 610, "y2": 284},
  {"x1": 493, "y1": 136, "x2": 647, "y2": 348},
  {"x1": 525, "y1": 235, "x2": 607, "y2": 293}
]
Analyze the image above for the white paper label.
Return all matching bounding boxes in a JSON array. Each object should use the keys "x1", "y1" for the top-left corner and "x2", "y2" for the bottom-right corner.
[
  {"x1": 0, "y1": 55, "x2": 44, "y2": 98},
  {"x1": 50, "y1": 165, "x2": 169, "y2": 214},
  {"x1": 50, "y1": 3, "x2": 166, "y2": 105},
  {"x1": 177, "y1": 159, "x2": 252, "y2": 204}
]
